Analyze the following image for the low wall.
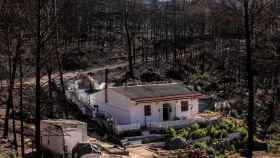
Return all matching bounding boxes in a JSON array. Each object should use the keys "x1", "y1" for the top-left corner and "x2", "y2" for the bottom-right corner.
[
  {"x1": 150, "y1": 116, "x2": 220, "y2": 129},
  {"x1": 114, "y1": 123, "x2": 141, "y2": 135}
]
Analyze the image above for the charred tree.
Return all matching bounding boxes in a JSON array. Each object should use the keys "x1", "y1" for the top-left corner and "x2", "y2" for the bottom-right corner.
[
  {"x1": 35, "y1": 0, "x2": 42, "y2": 156},
  {"x1": 244, "y1": 0, "x2": 254, "y2": 157}
]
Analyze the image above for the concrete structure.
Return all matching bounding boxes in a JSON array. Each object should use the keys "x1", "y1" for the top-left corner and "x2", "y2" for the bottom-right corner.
[
  {"x1": 66, "y1": 82, "x2": 214, "y2": 134},
  {"x1": 88, "y1": 83, "x2": 210, "y2": 131},
  {"x1": 41, "y1": 119, "x2": 88, "y2": 157}
]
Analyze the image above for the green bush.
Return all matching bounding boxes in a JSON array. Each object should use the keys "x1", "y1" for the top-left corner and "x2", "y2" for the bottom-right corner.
[
  {"x1": 191, "y1": 128, "x2": 208, "y2": 139},
  {"x1": 193, "y1": 141, "x2": 208, "y2": 149},
  {"x1": 232, "y1": 139, "x2": 242, "y2": 150},
  {"x1": 208, "y1": 125, "x2": 228, "y2": 139},
  {"x1": 166, "y1": 128, "x2": 177, "y2": 140},
  {"x1": 230, "y1": 110, "x2": 240, "y2": 118},
  {"x1": 178, "y1": 128, "x2": 189, "y2": 139},
  {"x1": 206, "y1": 146, "x2": 215, "y2": 155},
  {"x1": 191, "y1": 123, "x2": 200, "y2": 131},
  {"x1": 217, "y1": 119, "x2": 236, "y2": 132},
  {"x1": 216, "y1": 154, "x2": 226, "y2": 158},
  {"x1": 219, "y1": 129, "x2": 228, "y2": 138},
  {"x1": 236, "y1": 127, "x2": 248, "y2": 141},
  {"x1": 208, "y1": 126, "x2": 220, "y2": 139},
  {"x1": 230, "y1": 144, "x2": 236, "y2": 152}
]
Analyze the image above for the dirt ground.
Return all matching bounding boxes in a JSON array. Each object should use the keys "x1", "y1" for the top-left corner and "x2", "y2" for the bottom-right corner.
[
  {"x1": 226, "y1": 152, "x2": 280, "y2": 158},
  {"x1": 95, "y1": 137, "x2": 158, "y2": 158},
  {"x1": 101, "y1": 147, "x2": 157, "y2": 158},
  {"x1": 125, "y1": 147, "x2": 158, "y2": 158}
]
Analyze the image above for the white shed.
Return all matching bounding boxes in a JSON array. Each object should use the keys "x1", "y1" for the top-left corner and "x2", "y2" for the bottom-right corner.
[{"x1": 41, "y1": 119, "x2": 88, "y2": 157}]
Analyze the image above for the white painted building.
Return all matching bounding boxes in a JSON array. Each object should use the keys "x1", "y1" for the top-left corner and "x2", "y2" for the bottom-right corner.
[
  {"x1": 41, "y1": 119, "x2": 88, "y2": 157},
  {"x1": 86, "y1": 83, "x2": 210, "y2": 133}
]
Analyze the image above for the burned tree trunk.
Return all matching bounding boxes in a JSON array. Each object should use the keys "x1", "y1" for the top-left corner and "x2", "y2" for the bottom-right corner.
[
  {"x1": 47, "y1": 65, "x2": 53, "y2": 118},
  {"x1": 19, "y1": 44, "x2": 25, "y2": 158},
  {"x1": 3, "y1": 36, "x2": 19, "y2": 139},
  {"x1": 124, "y1": 5, "x2": 134, "y2": 78},
  {"x1": 35, "y1": 0, "x2": 42, "y2": 156},
  {"x1": 244, "y1": 0, "x2": 254, "y2": 157}
]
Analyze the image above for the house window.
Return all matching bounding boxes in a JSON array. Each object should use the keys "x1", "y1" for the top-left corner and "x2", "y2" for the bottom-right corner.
[
  {"x1": 94, "y1": 104, "x2": 99, "y2": 112},
  {"x1": 144, "y1": 105, "x2": 151, "y2": 116},
  {"x1": 181, "y1": 101, "x2": 189, "y2": 112}
]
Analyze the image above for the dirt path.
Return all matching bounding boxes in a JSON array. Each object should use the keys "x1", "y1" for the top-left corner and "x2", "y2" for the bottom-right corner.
[
  {"x1": 0, "y1": 62, "x2": 130, "y2": 88},
  {"x1": 25, "y1": 62, "x2": 129, "y2": 85}
]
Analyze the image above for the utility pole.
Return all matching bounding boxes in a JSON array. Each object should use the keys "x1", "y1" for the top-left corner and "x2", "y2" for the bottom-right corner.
[{"x1": 244, "y1": 0, "x2": 254, "y2": 157}]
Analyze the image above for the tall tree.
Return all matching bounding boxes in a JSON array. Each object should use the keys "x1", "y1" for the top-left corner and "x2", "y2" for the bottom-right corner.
[
  {"x1": 123, "y1": 0, "x2": 134, "y2": 78},
  {"x1": 244, "y1": 0, "x2": 254, "y2": 157},
  {"x1": 35, "y1": 0, "x2": 41, "y2": 156},
  {"x1": 19, "y1": 43, "x2": 25, "y2": 158}
]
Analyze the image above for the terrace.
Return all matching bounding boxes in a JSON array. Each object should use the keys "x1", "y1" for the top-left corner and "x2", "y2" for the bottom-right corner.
[{"x1": 115, "y1": 112, "x2": 221, "y2": 134}]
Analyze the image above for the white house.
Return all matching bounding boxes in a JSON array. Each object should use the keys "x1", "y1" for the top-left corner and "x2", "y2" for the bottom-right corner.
[
  {"x1": 41, "y1": 119, "x2": 88, "y2": 157},
  {"x1": 86, "y1": 83, "x2": 211, "y2": 133}
]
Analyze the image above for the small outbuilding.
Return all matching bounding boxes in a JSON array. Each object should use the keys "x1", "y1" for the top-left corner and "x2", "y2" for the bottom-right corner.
[{"x1": 41, "y1": 119, "x2": 88, "y2": 157}]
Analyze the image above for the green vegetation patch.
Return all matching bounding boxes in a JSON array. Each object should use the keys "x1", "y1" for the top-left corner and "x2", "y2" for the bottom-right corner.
[{"x1": 165, "y1": 117, "x2": 248, "y2": 157}]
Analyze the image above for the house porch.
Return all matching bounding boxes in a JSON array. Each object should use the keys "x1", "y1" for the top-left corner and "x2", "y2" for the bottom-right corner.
[{"x1": 114, "y1": 112, "x2": 221, "y2": 135}]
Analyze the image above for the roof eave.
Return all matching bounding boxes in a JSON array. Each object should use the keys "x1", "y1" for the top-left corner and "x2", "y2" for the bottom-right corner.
[{"x1": 133, "y1": 93, "x2": 205, "y2": 104}]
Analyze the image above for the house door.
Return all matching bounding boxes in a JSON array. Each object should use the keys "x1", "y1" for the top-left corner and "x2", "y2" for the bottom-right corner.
[{"x1": 163, "y1": 104, "x2": 171, "y2": 121}]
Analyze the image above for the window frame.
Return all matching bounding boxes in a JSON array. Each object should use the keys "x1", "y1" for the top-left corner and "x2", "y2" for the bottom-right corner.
[
  {"x1": 144, "y1": 105, "x2": 151, "y2": 116},
  {"x1": 181, "y1": 101, "x2": 189, "y2": 112}
]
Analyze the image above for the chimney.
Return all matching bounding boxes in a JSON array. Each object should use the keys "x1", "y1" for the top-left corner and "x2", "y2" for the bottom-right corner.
[{"x1": 105, "y1": 68, "x2": 108, "y2": 103}]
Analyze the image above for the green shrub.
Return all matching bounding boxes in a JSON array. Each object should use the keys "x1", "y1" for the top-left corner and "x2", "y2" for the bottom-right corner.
[
  {"x1": 236, "y1": 127, "x2": 248, "y2": 141},
  {"x1": 193, "y1": 141, "x2": 208, "y2": 149},
  {"x1": 206, "y1": 146, "x2": 215, "y2": 155},
  {"x1": 191, "y1": 128, "x2": 208, "y2": 139},
  {"x1": 178, "y1": 128, "x2": 189, "y2": 139},
  {"x1": 216, "y1": 154, "x2": 226, "y2": 158},
  {"x1": 166, "y1": 128, "x2": 177, "y2": 140},
  {"x1": 208, "y1": 126, "x2": 220, "y2": 139},
  {"x1": 219, "y1": 129, "x2": 228, "y2": 138},
  {"x1": 232, "y1": 139, "x2": 242, "y2": 150},
  {"x1": 230, "y1": 144, "x2": 236, "y2": 152},
  {"x1": 184, "y1": 127, "x2": 191, "y2": 133},
  {"x1": 191, "y1": 123, "x2": 200, "y2": 131},
  {"x1": 209, "y1": 126, "x2": 228, "y2": 139},
  {"x1": 217, "y1": 119, "x2": 236, "y2": 132},
  {"x1": 230, "y1": 110, "x2": 240, "y2": 118}
]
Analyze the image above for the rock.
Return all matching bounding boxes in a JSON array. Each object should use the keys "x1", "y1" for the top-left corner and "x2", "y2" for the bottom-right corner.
[
  {"x1": 190, "y1": 136, "x2": 211, "y2": 143},
  {"x1": 226, "y1": 132, "x2": 241, "y2": 142},
  {"x1": 166, "y1": 137, "x2": 188, "y2": 150}
]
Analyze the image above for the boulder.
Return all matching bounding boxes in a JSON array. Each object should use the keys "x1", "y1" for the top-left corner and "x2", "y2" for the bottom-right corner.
[{"x1": 166, "y1": 137, "x2": 188, "y2": 150}]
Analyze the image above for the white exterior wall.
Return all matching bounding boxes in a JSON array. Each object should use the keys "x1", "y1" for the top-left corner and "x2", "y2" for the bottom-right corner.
[
  {"x1": 41, "y1": 122, "x2": 88, "y2": 155},
  {"x1": 129, "y1": 98, "x2": 199, "y2": 127},
  {"x1": 41, "y1": 122, "x2": 65, "y2": 155},
  {"x1": 175, "y1": 98, "x2": 199, "y2": 119},
  {"x1": 90, "y1": 89, "x2": 131, "y2": 125},
  {"x1": 130, "y1": 102, "x2": 160, "y2": 126},
  {"x1": 64, "y1": 127, "x2": 87, "y2": 154},
  {"x1": 89, "y1": 89, "x2": 200, "y2": 126}
]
